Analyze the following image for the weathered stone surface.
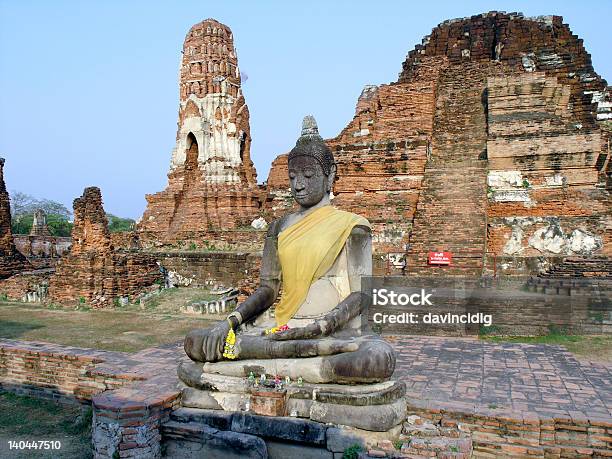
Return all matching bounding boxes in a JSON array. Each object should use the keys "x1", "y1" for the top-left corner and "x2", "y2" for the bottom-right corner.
[
  {"x1": 310, "y1": 398, "x2": 406, "y2": 432},
  {"x1": 183, "y1": 362, "x2": 405, "y2": 406},
  {"x1": 203, "y1": 356, "x2": 330, "y2": 383},
  {"x1": 178, "y1": 361, "x2": 249, "y2": 392},
  {"x1": 313, "y1": 380, "x2": 405, "y2": 406},
  {"x1": 328, "y1": 425, "x2": 403, "y2": 451},
  {"x1": 231, "y1": 412, "x2": 327, "y2": 445},
  {"x1": 266, "y1": 441, "x2": 332, "y2": 459},
  {"x1": 163, "y1": 420, "x2": 267, "y2": 458},
  {"x1": 47, "y1": 187, "x2": 161, "y2": 307},
  {"x1": 179, "y1": 387, "x2": 222, "y2": 410},
  {"x1": 139, "y1": 18, "x2": 263, "y2": 244},
  {"x1": 326, "y1": 427, "x2": 366, "y2": 453},
  {"x1": 170, "y1": 407, "x2": 233, "y2": 430},
  {"x1": 286, "y1": 398, "x2": 313, "y2": 418}
]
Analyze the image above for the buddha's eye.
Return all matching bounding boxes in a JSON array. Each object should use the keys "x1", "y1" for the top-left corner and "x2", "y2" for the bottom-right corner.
[{"x1": 289, "y1": 172, "x2": 296, "y2": 179}]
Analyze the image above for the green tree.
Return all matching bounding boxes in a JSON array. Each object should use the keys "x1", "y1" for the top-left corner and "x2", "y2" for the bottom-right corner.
[
  {"x1": 11, "y1": 213, "x2": 73, "y2": 236},
  {"x1": 46, "y1": 213, "x2": 73, "y2": 237},
  {"x1": 11, "y1": 214, "x2": 34, "y2": 234},
  {"x1": 107, "y1": 214, "x2": 135, "y2": 233}
]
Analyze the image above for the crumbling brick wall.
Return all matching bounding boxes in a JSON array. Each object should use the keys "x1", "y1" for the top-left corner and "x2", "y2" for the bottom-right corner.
[
  {"x1": 48, "y1": 187, "x2": 161, "y2": 307},
  {"x1": 265, "y1": 12, "x2": 609, "y2": 275}
]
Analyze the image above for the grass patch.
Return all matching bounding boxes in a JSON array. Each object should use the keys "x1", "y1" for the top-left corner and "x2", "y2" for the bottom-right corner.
[
  {"x1": 342, "y1": 444, "x2": 364, "y2": 459},
  {"x1": 0, "y1": 391, "x2": 92, "y2": 458},
  {"x1": 480, "y1": 325, "x2": 612, "y2": 363},
  {"x1": 138, "y1": 287, "x2": 217, "y2": 312},
  {"x1": 0, "y1": 301, "x2": 214, "y2": 352}
]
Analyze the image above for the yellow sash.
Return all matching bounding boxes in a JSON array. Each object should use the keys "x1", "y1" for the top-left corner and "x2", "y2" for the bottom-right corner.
[{"x1": 275, "y1": 205, "x2": 369, "y2": 326}]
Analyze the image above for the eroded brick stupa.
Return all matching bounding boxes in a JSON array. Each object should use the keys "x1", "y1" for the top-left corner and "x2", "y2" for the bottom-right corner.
[
  {"x1": 266, "y1": 12, "x2": 611, "y2": 275},
  {"x1": 139, "y1": 19, "x2": 262, "y2": 243},
  {"x1": 49, "y1": 187, "x2": 160, "y2": 306}
]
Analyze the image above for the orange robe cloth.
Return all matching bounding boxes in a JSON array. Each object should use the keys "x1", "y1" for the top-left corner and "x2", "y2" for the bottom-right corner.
[{"x1": 274, "y1": 205, "x2": 369, "y2": 326}]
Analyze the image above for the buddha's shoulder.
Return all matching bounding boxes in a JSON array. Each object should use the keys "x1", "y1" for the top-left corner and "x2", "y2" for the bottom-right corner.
[
  {"x1": 266, "y1": 215, "x2": 291, "y2": 237},
  {"x1": 333, "y1": 208, "x2": 371, "y2": 233}
]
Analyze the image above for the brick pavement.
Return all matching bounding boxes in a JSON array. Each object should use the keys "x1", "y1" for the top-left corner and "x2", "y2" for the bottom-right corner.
[
  {"x1": 89, "y1": 335, "x2": 612, "y2": 423},
  {"x1": 3, "y1": 336, "x2": 611, "y2": 457},
  {"x1": 5, "y1": 336, "x2": 608, "y2": 421},
  {"x1": 389, "y1": 336, "x2": 612, "y2": 421}
]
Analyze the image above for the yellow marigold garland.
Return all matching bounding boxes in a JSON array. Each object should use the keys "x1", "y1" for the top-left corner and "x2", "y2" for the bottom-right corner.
[{"x1": 222, "y1": 319, "x2": 237, "y2": 359}]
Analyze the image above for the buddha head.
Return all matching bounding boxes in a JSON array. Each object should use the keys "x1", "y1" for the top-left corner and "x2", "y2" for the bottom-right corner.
[{"x1": 287, "y1": 116, "x2": 336, "y2": 209}]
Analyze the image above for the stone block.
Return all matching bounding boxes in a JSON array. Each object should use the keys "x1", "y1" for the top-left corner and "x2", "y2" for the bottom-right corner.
[
  {"x1": 231, "y1": 412, "x2": 327, "y2": 445},
  {"x1": 250, "y1": 390, "x2": 286, "y2": 416},
  {"x1": 266, "y1": 440, "x2": 333, "y2": 459},
  {"x1": 163, "y1": 420, "x2": 266, "y2": 458},
  {"x1": 170, "y1": 407, "x2": 233, "y2": 430},
  {"x1": 180, "y1": 387, "x2": 222, "y2": 410},
  {"x1": 286, "y1": 398, "x2": 313, "y2": 418},
  {"x1": 326, "y1": 427, "x2": 366, "y2": 453},
  {"x1": 310, "y1": 398, "x2": 406, "y2": 432}
]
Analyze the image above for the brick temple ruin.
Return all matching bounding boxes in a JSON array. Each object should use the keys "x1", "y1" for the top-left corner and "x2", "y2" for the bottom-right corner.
[
  {"x1": 0, "y1": 12, "x2": 611, "y2": 459},
  {"x1": 252, "y1": 12, "x2": 611, "y2": 277},
  {"x1": 139, "y1": 18, "x2": 263, "y2": 244},
  {"x1": 134, "y1": 13, "x2": 611, "y2": 279},
  {"x1": 2, "y1": 12, "x2": 610, "y2": 305},
  {"x1": 48, "y1": 187, "x2": 161, "y2": 306}
]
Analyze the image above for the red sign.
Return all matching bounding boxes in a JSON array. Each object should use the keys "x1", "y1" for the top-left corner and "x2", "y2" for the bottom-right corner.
[{"x1": 428, "y1": 251, "x2": 452, "y2": 265}]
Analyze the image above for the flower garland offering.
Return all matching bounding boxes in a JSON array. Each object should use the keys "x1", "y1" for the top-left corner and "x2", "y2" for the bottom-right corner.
[
  {"x1": 222, "y1": 319, "x2": 237, "y2": 360},
  {"x1": 264, "y1": 324, "x2": 290, "y2": 335}
]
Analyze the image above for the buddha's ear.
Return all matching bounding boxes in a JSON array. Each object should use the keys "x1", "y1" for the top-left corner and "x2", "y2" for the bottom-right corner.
[{"x1": 326, "y1": 164, "x2": 337, "y2": 192}]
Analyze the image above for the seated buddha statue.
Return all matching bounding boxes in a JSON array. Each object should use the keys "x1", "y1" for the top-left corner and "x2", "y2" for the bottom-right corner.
[{"x1": 182, "y1": 116, "x2": 396, "y2": 385}]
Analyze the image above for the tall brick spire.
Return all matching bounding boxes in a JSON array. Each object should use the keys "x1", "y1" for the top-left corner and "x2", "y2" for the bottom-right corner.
[{"x1": 139, "y1": 19, "x2": 263, "y2": 243}]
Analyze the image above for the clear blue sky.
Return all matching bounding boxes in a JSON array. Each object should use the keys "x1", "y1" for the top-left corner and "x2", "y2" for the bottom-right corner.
[{"x1": 1, "y1": 1, "x2": 610, "y2": 219}]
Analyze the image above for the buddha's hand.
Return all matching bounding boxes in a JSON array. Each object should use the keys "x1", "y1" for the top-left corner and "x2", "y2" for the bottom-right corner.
[
  {"x1": 184, "y1": 320, "x2": 231, "y2": 362},
  {"x1": 265, "y1": 321, "x2": 326, "y2": 341},
  {"x1": 266, "y1": 291, "x2": 364, "y2": 341}
]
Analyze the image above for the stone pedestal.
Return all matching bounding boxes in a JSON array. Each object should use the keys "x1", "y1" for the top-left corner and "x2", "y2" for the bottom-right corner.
[
  {"x1": 162, "y1": 408, "x2": 403, "y2": 459},
  {"x1": 177, "y1": 360, "x2": 406, "y2": 432}
]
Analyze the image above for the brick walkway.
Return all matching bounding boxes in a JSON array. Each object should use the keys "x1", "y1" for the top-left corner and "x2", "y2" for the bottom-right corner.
[
  {"x1": 88, "y1": 336, "x2": 612, "y2": 424},
  {"x1": 6, "y1": 336, "x2": 609, "y2": 456},
  {"x1": 389, "y1": 336, "x2": 612, "y2": 423}
]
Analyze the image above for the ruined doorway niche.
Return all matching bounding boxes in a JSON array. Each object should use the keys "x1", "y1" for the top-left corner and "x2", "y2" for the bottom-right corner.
[
  {"x1": 239, "y1": 131, "x2": 246, "y2": 163},
  {"x1": 185, "y1": 133, "x2": 199, "y2": 171}
]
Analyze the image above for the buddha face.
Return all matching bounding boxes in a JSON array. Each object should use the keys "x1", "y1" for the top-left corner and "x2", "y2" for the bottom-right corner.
[{"x1": 288, "y1": 156, "x2": 334, "y2": 208}]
